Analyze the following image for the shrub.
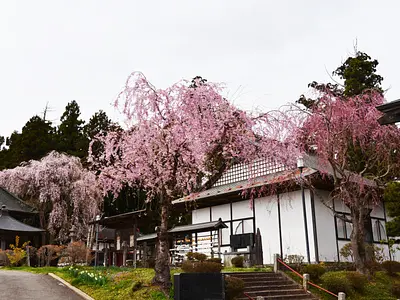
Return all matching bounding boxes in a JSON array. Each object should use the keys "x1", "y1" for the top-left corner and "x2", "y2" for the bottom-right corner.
[
  {"x1": 225, "y1": 276, "x2": 245, "y2": 300},
  {"x1": 182, "y1": 261, "x2": 223, "y2": 273},
  {"x1": 346, "y1": 271, "x2": 367, "y2": 292},
  {"x1": 231, "y1": 256, "x2": 244, "y2": 268},
  {"x1": 284, "y1": 254, "x2": 304, "y2": 265},
  {"x1": 26, "y1": 246, "x2": 38, "y2": 267},
  {"x1": 392, "y1": 282, "x2": 400, "y2": 298},
  {"x1": 186, "y1": 252, "x2": 207, "y2": 262},
  {"x1": 321, "y1": 272, "x2": 352, "y2": 295},
  {"x1": 6, "y1": 236, "x2": 29, "y2": 266},
  {"x1": 0, "y1": 250, "x2": 10, "y2": 266},
  {"x1": 340, "y1": 243, "x2": 353, "y2": 261},
  {"x1": 64, "y1": 241, "x2": 92, "y2": 265},
  {"x1": 382, "y1": 260, "x2": 400, "y2": 276},
  {"x1": 38, "y1": 245, "x2": 64, "y2": 266},
  {"x1": 207, "y1": 258, "x2": 222, "y2": 264},
  {"x1": 301, "y1": 264, "x2": 326, "y2": 282}
]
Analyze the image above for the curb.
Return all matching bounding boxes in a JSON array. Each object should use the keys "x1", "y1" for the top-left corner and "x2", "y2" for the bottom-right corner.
[{"x1": 48, "y1": 273, "x2": 95, "y2": 300}]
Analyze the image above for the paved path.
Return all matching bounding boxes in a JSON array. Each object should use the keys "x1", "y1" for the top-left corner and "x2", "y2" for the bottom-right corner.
[{"x1": 0, "y1": 270, "x2": 84, "y2": 300}]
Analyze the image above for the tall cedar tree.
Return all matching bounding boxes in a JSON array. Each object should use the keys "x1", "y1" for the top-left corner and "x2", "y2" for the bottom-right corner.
[{"x1": 57, "y1": 101, "x2": 87, "y2": 158}]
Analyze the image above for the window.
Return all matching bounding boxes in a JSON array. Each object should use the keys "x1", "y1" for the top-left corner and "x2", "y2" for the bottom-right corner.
[
  {"x1": 336, "y1": 214, "x2": 352, "y2": 240},
  {"x1": 372, "y1": 219, "x2": 387, "y2": 242}
]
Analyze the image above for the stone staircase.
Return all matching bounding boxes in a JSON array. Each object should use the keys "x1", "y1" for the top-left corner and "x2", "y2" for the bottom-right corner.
[{"x1": 225, "y1": 272, "x2": 318, "y2": 300}]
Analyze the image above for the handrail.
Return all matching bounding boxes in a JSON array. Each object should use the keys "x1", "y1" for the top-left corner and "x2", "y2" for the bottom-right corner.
[
  {"x1": 277, "y1": 258, "x2": 338, "y2": 298},
  {"x1": 243, "y1": 292, "x2": 254, "y2": 300},
  {"x1": 277, "y1": 258, "x2": 304, "y2": 278}
]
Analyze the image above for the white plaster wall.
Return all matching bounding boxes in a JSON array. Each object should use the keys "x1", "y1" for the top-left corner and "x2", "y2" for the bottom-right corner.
[
  {"x1": 232, "y1": 200, "x2": 253, "y2": 219},
  {"x1": 211, "y1": 203, "x2": 231, "y2": 221},
  {"x1": 192, "y1": 207, "x2": 210, "y2": 224},
  {"x1": 254, "y1": 195, "x2": 280, "y2": 264},
  {"x1": 333, "y1": 198, "x2": 350, "y2": 213},
  {"x1": 280, "y1": 190, "x2": 316, "y2": 262},
  {"x1": 314, "y1": 189, "x2": 338, "y2": 261}
]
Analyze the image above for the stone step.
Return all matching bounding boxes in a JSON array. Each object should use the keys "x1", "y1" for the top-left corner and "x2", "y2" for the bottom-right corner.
[
  {"x1": 238, "y1": 294, "x2": 316, "y2": 300},
  {"x1": 224, "y1": 272, "x2": 276, "y2": 277},
  {"x1": 229, "y1": 274, "x2": 284, "y2": 280},
  {"x1": 244, "y1": 283, "x2": 299, "y2": 291},
  {"x1": 246, "y1": 288, "x2": 307, "y2": 297},
  {"x1": 244, "y1": 280, "x2": 296, "y2": 287}
]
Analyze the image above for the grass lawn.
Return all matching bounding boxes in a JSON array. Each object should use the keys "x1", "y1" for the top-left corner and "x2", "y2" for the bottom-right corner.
[{"x1": 3, "y1": 266, "x2": 271, "y2": 299}]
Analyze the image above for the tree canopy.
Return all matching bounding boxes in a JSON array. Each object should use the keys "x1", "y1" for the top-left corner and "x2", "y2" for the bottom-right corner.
[{"x1": 0, "y1": 151, "x2": 102, "y2": 241}]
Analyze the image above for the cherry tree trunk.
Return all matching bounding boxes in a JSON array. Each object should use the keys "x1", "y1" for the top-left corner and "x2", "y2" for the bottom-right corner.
[
  {"x1": 152, "y1": 195, "x2": 171, "y2": 291},
  {"x1": 350, "y1": 206, "x2": 369, "y2": 274}
]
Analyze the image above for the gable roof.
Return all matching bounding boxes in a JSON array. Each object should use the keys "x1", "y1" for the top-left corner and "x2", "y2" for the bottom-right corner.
[
  {"x1": 0, "y1": 188, "x2": 36, "y2": 214},
  {"x1": 0, "y1": 207, "x2": 44, "y2": 232}
]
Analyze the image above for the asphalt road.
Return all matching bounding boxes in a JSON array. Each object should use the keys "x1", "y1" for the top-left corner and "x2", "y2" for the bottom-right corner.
[{"x1": 0, "y1": 270, "x2": 84, "y2": 300}]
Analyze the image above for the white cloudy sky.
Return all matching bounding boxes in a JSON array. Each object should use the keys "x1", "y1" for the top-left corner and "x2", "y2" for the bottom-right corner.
[{"x1": 0, "y1": 0, "x2": 398, "y2": 137}]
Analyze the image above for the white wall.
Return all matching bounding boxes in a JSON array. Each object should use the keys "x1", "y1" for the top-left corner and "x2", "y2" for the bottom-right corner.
[
  {"x1": 211, "y1": 203, "x2": 230, "y2": 221},
  {"x1": 280, "y1": 190, "x2": 316, "y2": 262},
  {"x1": 192, "y1": 207, "x2": 210, "y2": 224},
  {"x1": 232, "y1": 200, "x2": 253, "y2": 219},
  {"x1": 254, "y1": 195, "x2": 280, "y2": 264},
  {"x1": 314, "y1": 189, "x2": 338, "y2": 261}
]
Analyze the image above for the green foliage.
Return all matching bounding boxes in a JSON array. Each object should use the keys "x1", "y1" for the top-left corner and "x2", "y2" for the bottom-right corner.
[
  {"x1": 186, "y1": 252, "x2": 207, "y2": 261},
  {"x1": 320, "y1": 272, "x2": 352, "y2": 295},
  {"x1": 392, "y1": 282, "x2": 400, "y2": 297},
  {"x1": 68, "y1": 267, "x2": 108, "y2": 286},
  {"x1": 321, "y1": 271, "x2": 367, "y2": 295},
  {"x1": 207, "y1": 258, "x2": 222, "y2": 264},
  {"x1": 231, "y1": 256, "x2": 244, "y2": 268},
  {"x1": 385, "y1": 182, "x2": 400, "y2": 237},
  {"x1": 225, "y1": 276, "x2": 245, "y2": 300},
  {"x1": 181, "y1": 261, "x2": 223, "y2": 273},
  {"x1": 340, "y1": 243, "x2": 353, "y2": 261},
  {"x1": 301, "y1": 264, "x2": 326, "y2": 282},
  {"x1": 382, "y1": 260, "x2": 400, "y2": 276},
  {"x1": 333, "y1": 51, "x2": 383, "y2": 97},
  {"x1": 130, "y1": 280, "x2": 143, "y2": 292},
  {"x1": 6, "y1": 236, "x2": 29, "y2": 267},
  {"x1": 57, "y1": 100, "x2": 87, "y2": 158},
  {"x1": 346, "y1": 271, "x2": 368, "y2": 292},
  {"x1": 0, "y1": 249, "x2": 10, "y2": 266}
]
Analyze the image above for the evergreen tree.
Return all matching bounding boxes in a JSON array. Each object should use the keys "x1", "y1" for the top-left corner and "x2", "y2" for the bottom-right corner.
[
  {"x1": 385, "y1": 182, "x2": 400, "y2": 237},
  {"x1": 57, "y1": 100, "x2": 87, "y2": 158}
]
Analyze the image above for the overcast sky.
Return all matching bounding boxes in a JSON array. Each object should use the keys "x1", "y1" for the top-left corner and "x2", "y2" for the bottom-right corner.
[{"x1": 1, "y1": 0, "x2": 399, "y2": 137}]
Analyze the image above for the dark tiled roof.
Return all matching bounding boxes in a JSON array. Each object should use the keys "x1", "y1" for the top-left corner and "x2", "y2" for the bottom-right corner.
[
  {"x1": 172, "y1": 167, "x2": 317, "y2": 205},
  {"x1": 137, "y1": 219, "x2": 228, "y2": 242},
  {"x1": 377, "y1": 99, "x2": 400, "y2": 125},
  {"x1": 0, "y1": 207, "x2": 44, "y2": 232},
  {"x1": 0, "y1": 188, "x2": 36, "y2": 213}
]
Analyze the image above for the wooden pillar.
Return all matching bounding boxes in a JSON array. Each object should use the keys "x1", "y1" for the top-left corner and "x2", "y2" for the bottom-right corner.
[
  {"x1": 112, "y1": 251, "x2": 117, "y2": 266},
  {"x1": 143, "y1": 242, "x2": 148, "y2": 267},
  {"x1": 122, "y1": 241, "x2": 127, "y2": 267},
  {"x1": 195, "y1": 232, "x2": 198, "y2": 252},
  {"x1": 217, "y1": 228, "x2": 222, "y2": 259},
  {"x1": 104, "y1": 245, "x2": 108, "y2": 267},
  {"x1": 133, "y1": 219, "x2": 137, "y2": 268}
]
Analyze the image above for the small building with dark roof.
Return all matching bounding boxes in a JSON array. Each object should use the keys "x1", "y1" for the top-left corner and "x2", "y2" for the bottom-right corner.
[{"x1": 0, "y1": 188, "x2": 44, "y2": 250}]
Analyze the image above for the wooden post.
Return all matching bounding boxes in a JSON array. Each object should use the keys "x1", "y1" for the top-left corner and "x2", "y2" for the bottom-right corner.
[
  {"x1": 26, "y1": 246, "x2": 30, "y2": 267},
  {"x1": 112, "y1": 251, "x2": 117, "y2": 266},
  {"x1": 104, "y1": 245, "x2": 108, "y2": 267},
  {"x1": 273, "y1": 253, "x2": 279, "y2": 273},
  {"x1": 303, "y1": 273, "x2": 309, "y2": 291},
  {"x1": 122, "y1": 241, "x2": 127, "y2": 267},
  {"x1": 133, "y1": 219, "x2": 137, "y2": 268},
  {"x1": 217, "y1": 229, "x2": 222, "y2": 259},
  {"x1": 143, "y1": 242, "x2": 148, "y2": 267}
]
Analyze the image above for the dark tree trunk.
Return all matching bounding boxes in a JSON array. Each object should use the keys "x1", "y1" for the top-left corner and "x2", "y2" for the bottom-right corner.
[
  {"x1": 152, "y1": 194, "x2": 171, "y2": 291},
  {"x1": 350, "y1": 205, "x2": 369, "y2": 274}
]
